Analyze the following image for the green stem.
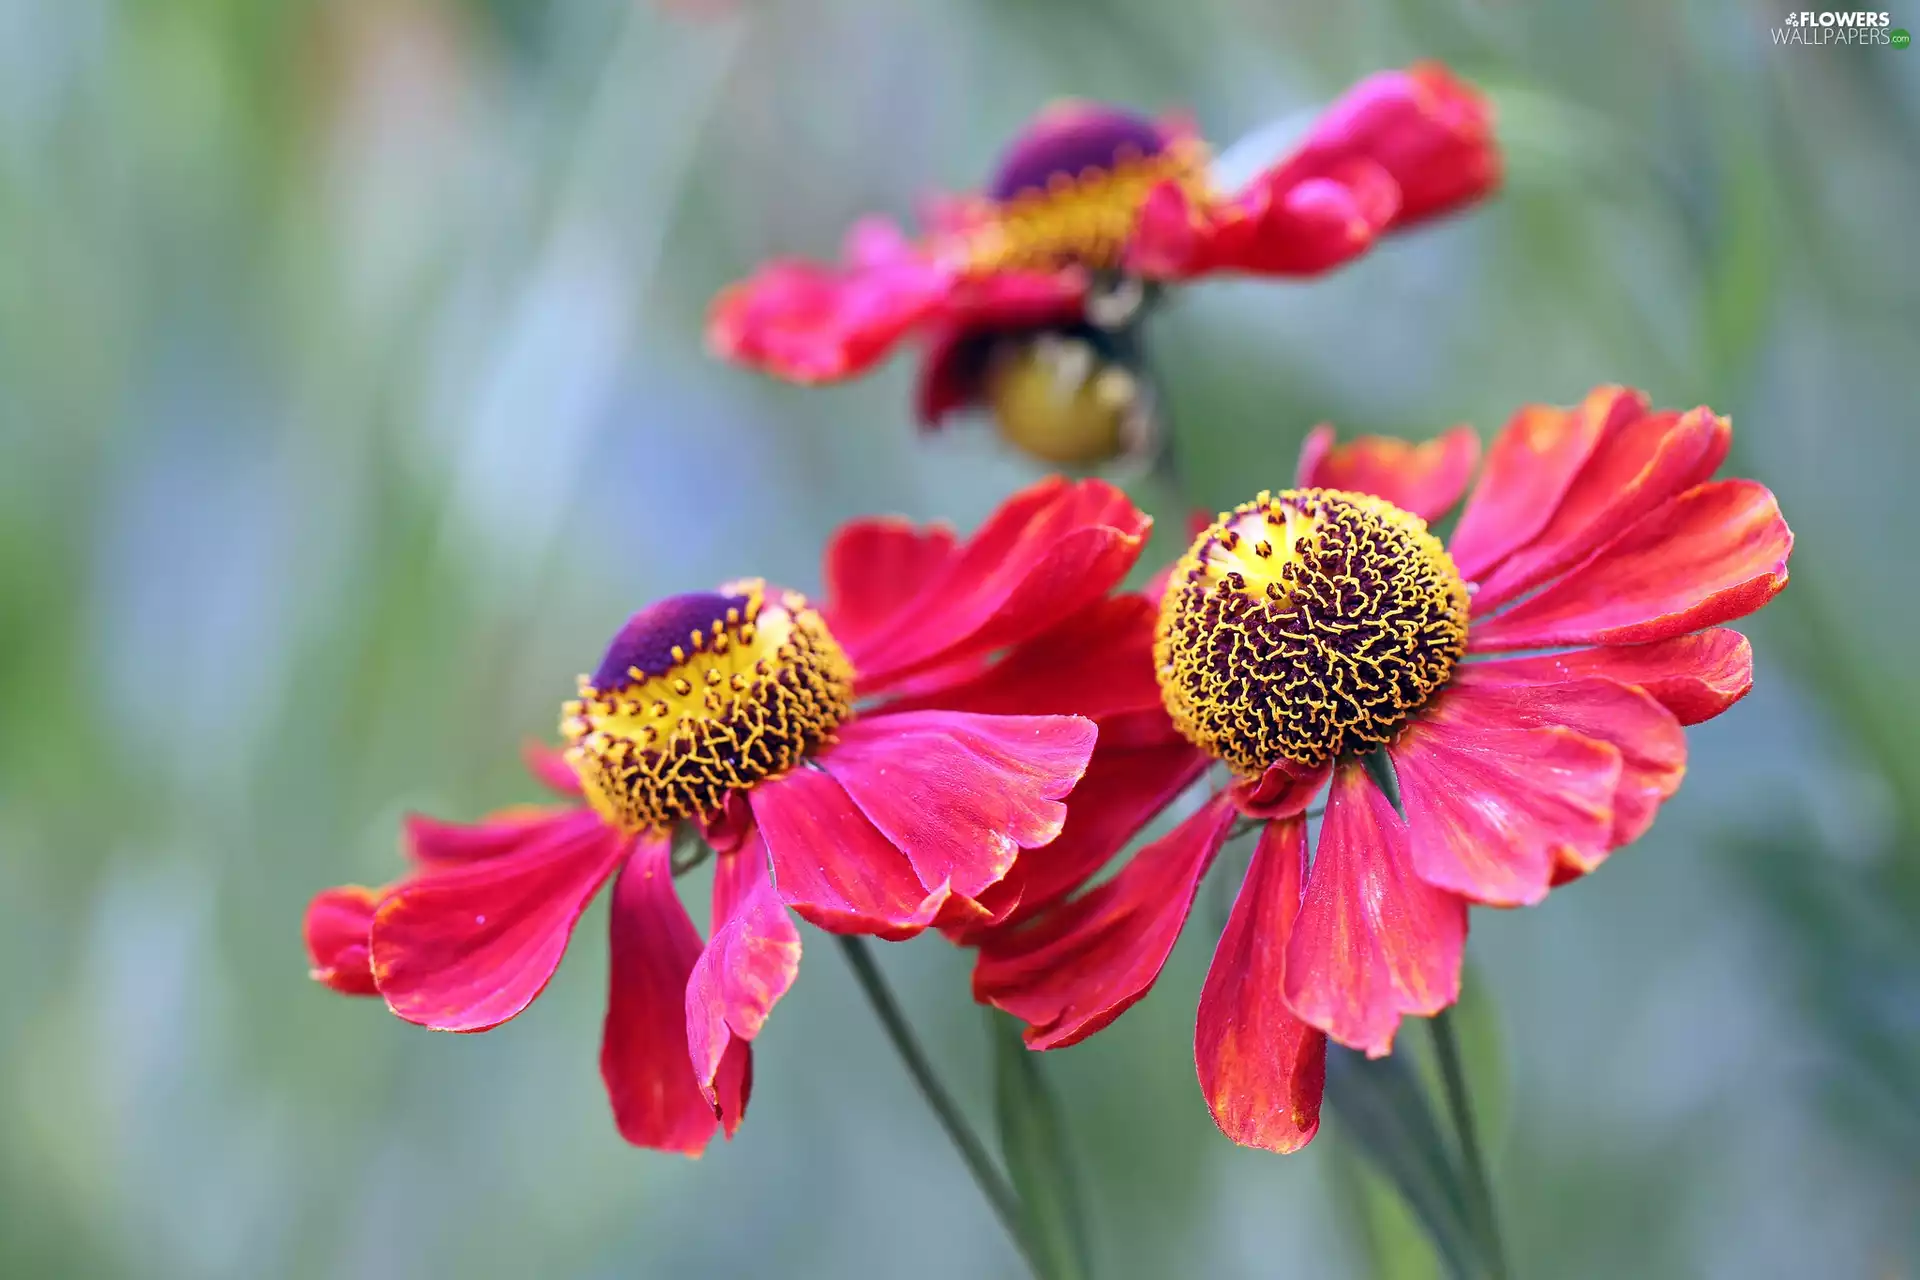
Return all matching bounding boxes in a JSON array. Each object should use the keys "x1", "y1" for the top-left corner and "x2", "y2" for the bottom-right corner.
[
  {"x1": 836, "y1": 935, "x2": 1044, "y2": 1278},
  {"x1": 1429, "y1": 1007, "x2": 1510, "y2": 1280}
]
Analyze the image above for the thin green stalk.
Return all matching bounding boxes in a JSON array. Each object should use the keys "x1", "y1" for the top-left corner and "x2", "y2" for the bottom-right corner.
[
  {"x1": 836, "y1": 935, "x2": 1044, "y2": 1278},
  {"x1": 1428, "y1": 1007, "x2": 1510, "y2": 1280}
]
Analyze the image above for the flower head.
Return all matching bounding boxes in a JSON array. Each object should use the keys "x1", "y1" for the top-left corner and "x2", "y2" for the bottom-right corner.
[
  {"x1": 304, "y1": 478, "x2": 1153, "y2": 1153},
  {"x1": 562, "y1": 583, "x2": 856, "y2": 833},
  {"x1": 708, "y1": 65, "x2": 1500, "y2": 462},
  {"x1": 1156, "y1": 489, "x2": 1470, "y2": 773},
  {"x1": 968, "y1": 387, "x2": 1792, "y2": 1153}
]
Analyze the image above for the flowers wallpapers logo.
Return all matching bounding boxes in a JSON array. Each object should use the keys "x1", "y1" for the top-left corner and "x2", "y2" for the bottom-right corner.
[{"x1": 1773, "y1": 9, "x2": 1902, "y2": 41}]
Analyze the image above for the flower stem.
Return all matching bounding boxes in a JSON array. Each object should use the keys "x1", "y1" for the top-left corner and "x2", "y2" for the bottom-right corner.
[
  {"x1": 1428, "y1": 1007, "x2": 1509, "y2": 1280},
  {"x1": 835, "y1": 935, "x2": 1044, "y2": 1277}
]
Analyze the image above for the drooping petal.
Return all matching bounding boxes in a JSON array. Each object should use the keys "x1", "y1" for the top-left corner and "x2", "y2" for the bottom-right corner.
[
  {"x1": 973, "y1": 795, "x2": 1236, "y2": 1049},
  {"x1": 1127, "y1": 158, "x2": 1399, "y2": 279},
  {"x1": 1390, "y1": 692, "x2": 1622, "y2": 906},
  {"x1": 1283, "y1": 62, "x2": 1501, "y2": 229},
  {"x1": 305, "y1": 885, "x2": 382, "y2": 996},
  {"x1": 1285, "y1": 762, "x2": 1466, "y2": 1057},
  {"x1": 874, "y1": 595, "x2": 1165, "y2": 725},
  {"x1": 1446, "y1": 387, "x2": 1644, "y2": 582},
  {"x1": 818, "y1": 710, "x2": 1097, "y2": 902},
  {"x1": 915, "y1": 324, "x2": 984, "y2": 429},
  {"x1": 913, "y1": 283, "x2": 1090, "y2": 426},
  {"x1": 748, "y1": 766, "x2": 947, "y2": 939},
  {"x1": 370, "y1": 810, "x2": 628, "y2": 1032},
  {"x1": 960, "y1": 736, "x2": 1210, "y2": 937},
  {"x1": 1447, "y1": 673, "x2": 1687, "y2": 853},
  {"x1": 601, "y1": 840, "x2": 734, "y2": 1155},
  {"x1": 820, "y1": 515, "x2": 959, "y2": 652},
  {"x1": 695, "y1": 790, "x2": 755, "y2": 857},
  {"x1": 1294, "y1": 424, "x2": 1480, "y2": 522},
  {"x1": 706, "y1": 218, "x2": 959, "y2": 383},
  {"x1": 1228, "y1": 756, "x2": 1332, "y2": 821},
  {"x1": 1461, "y1": 629, "x2": 1753, "y2": 726},
  {"x1": 686, "y1": 837, "x2": 801, "y2": 1135},
  {"x1": 403, "y1": 808, "x2": 574, "y2": 867},
  {"x1": 1128, "y1": 63, "x2": 1498, "y2": 281},
  {"x1": 845, "y1": 477, "x2": 1152, "y2": 691},
  {"x1": 1470, "y1": 406, "x2": 1731, "y2": 611},
  {"x1": 1466, "y1": 480, "x2": 1792, "y2": 652},
  {"x1": 522, "y1": 741, "x2": 583, "y2": 796},
  {"x1": 1195, "y1": 819, "x2": 1328, "y2": 1153}
]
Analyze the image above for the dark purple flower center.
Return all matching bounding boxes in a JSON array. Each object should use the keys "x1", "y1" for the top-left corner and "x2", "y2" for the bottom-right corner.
[
  {"x1": 565, "y1": 583, "x2": 856, "y2": 833},
  {"x1": 988, "y1": 104, "x2": 1167, "y2": 201},
  {"x1": 591, "y1": 591, "x2": 753, "y2": 687}
]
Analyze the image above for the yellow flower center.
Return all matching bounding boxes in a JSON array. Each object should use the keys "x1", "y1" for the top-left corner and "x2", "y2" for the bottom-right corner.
[
  {"x1": 1154, "y1": 490, "x2": 1470, "y2": 776},
  {"x1": 983, "y1": 335, "x2": 1153, "y2": 465},
  {"x1": 960, "y1": 136, "x2": 1209, "y2": 276},
  {"x1": 561, "y1": 581, "x2": 855, "y2": 833}
]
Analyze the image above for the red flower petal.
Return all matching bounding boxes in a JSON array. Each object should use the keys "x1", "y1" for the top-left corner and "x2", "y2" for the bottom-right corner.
[
  {"x1": 522, "y1": 740, "x2": 582, "y2": 796},
  {"x1": 305, "y1": 885, "x2": 382, "y2": 996},
  {"x1": 686, "y1": 837, "x2": 800, "y2": 1135},
  {"x1": 915, "y1": 325, "x2": 981, "y2": 428},
  {"x1": 1289, "y1": 62, "x2": 1501, "y2": 228},
  {"x1": 845, "y1": 477, "x2": 1151, "y2": 691},
  {"x1": 818, "y1": 710, "x2": 1097, "y2": 902},
  {"x1": 1462, "y1": 629, "x2": 1754, "y2": 726},
  {"x1": 748, "y1": 766, "x2": 948, "y2": 939},
  {"x1": 403, "y1": 808, "x2": 573, "y2": 867},
  {"x1": 370, "y1": 810, "x2": 627, "y2": 1032},
  {"x1": 1466, "y1": 480, "x2": 1792, "y2": 652},
  {"x1": 1285, "y1": 762, "x2": 1465, "y2": 1056},
  {"x1": 913, "y1": 282, "x2": 1090, "y2": 427},
  {"x1": 1390, "y1": 692, "x2": 1621, "y2": 906},
  {"x1": 960, "y1": 736, "x2": 1210, "y2": 937},
  {"x1": 1128, "y1": 64, "x2": 1498, "y2": 281},
  {"x1": 1295, "y1": 424, "x2": 1480, "y2": 522},
  {"x1": 695, "y1": 790, "x2": 755, "y2": 857},
  {"x1": 1228, "y1": 756, "x2": 1332, "y2": 821},
  {"x1": 1446, "y1": 386, "x2": 1644, "y2": 582},
  {"x1": 1128, "y1": 158, "x2": 1399, "y2": 279},
  {"x1": 601, "y1": 840, "x2": 735, "y2": 1155},
  {"x1": 820, "y1": 515, "x2": 958, "y2": 653},
  {"x1": 1471, "y1": 406, "x2": 1731, "y2": 612},
  {"x1": 875, "y1": 595, "x2": 1165, "y2": 725},
  {"x1": 972, "y1": 795, "x2": 1236, "y2": 1050},
  {"x1": 1195, "y1": 819, "x2": 1328, "y2": 1153},
  {"x1": 706, "y1": 215, "x2": 965, "y2": 382},
  {"x1": 1449, "y1": 672, "x2": 1687, "y2": 852}
]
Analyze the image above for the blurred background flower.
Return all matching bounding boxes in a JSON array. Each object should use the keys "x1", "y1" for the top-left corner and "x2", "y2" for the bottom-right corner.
[
  {"x1": 1, "y1": 0, "x2": 1916, "y2": 1276},
  {"x1": 706, "y1": 64, "x2": 1496, "y2": 465}
]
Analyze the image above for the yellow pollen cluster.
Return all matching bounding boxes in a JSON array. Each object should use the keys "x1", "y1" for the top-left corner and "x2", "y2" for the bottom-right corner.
[
  {"x1": 561, "y1": 581, "x2": 855, "y2": 834},
  {"x1": 960, "y1": 138, "x2": 1210, "y2": 276},
  {"x1": 1153, "y1": 489, "x2": 1471, "y2": 776}
]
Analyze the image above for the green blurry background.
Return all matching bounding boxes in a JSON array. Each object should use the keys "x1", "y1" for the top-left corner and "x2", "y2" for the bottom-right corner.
[{"x1": 3, "y1": 0, "x2": 1917, "y2": 1275}]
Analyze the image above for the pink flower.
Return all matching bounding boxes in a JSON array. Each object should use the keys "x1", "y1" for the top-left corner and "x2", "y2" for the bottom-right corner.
[
  {"x1": 708, "y1": 65, "x2": 1500, "y2": 462},
  {"x1": 304, "y1": 478, "x2": 1155, "y2": 1153},
  {"x1": 966, "y1": 387, "x2": 1792, "y2": 1153}
]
